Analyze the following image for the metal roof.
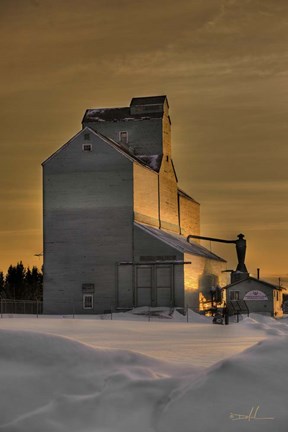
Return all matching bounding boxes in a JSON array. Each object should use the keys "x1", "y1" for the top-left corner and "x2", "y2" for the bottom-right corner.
[
  {"x1": 82, "y1": 96, "x2": 168, "y2": 124},
  {"x1": 130, "y1": 95, "x2": 167, "y2": 106},
  {"x1": 224, "y1": 276, "x2": 283, "y2": 291},
  {"x1": 135, "y1": 222, "x2": 226, "y2": 262},
  {"x1": 136, "y1": 155, "x2": 162, "y2": 172},
  {"x1": 82, "y1": 107, "x2": 163, "y2": 123}
]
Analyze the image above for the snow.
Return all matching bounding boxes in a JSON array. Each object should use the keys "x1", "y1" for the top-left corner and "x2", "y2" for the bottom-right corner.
[{"x1": 0, "y1": 311, "x2": 287, "y2": 431}]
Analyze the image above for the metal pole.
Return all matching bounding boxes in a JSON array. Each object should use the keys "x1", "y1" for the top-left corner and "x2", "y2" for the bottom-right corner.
[
  {"x1": 36, "y1": 299, "x2": 39, "y2": 318},
  {"x1": 186, "y1": 305, "x2": 189, "y2": 323},
  {"x1": 0, "y1": 298, "x2": 2, "y2": 318}
]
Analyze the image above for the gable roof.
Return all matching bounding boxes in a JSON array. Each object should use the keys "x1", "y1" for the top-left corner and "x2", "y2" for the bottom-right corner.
[
  {"x1": 42, "y1": 127, "x2": 159, "y2": 174},
  {"x1": 224, "y1": 276, "x2": 283, "y2": 291},
  {"x1": 135, "y1": 222, "x2": 226, "y2": 262}
]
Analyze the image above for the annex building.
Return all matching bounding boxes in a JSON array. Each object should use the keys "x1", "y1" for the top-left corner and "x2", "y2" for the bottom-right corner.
[{"x1": 43, "y1": 96, "x2": 227, "y2": 314}]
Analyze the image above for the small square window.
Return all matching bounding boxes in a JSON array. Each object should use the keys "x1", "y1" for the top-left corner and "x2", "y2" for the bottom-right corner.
[
  {"x1": 82, "y1": 144, "x2": 92, "y2": 152},
  {"x1": 119, "y1": 131, "x2": 128, "y2": 144},
  {"x1": 84, "y1": 133, "x2": 90, "y2": 141},
  {"x1": 83, "y1": 294, "x2": 93, "y2": 309},
  {"x1": 230, "y1": 290, "x2": 240, "y2": 301}
]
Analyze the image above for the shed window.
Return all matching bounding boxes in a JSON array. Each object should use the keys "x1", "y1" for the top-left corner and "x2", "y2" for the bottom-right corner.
[
  {"x1": 83, "y1": 294, "x2": 93, "y2": 309},
  {"x1": 230, "y1": 290, "x2": 240, "y2": 300},
  {"x1": 119, "y1": 131, "x2": 128, "y2": 144},
  {"x1": 82, "y1": 144, "x2": 92, "y2": 152}
]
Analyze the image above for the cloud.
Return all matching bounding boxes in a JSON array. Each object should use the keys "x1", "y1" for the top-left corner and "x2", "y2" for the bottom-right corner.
[{"x1": 0, "y1": 0, "x2": 288, "y2": 273}]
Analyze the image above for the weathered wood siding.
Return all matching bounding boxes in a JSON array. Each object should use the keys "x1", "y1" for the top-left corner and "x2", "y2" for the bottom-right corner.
[
  {"x1": 184, "y1": 253, "x2": 227, "y2": 310},
  {"x1": 159, "y1": 158, "x2": 179, "y2": 232},
  {"x1": 43, "y1": 130, "x2": 134, "y2": 314},
  {"x1": 133, "y1": 163, "x2": 159, "y2": 227},
  {"x1": 162, "y1": 101, "x2": 171, "y2": 156},
  {"x1": 84, "y1": 119, "x2": 163, "y2": 156},
  {"x1": 179, "y1": 195, "x2": 200, "y2": 238},
  {"x1": 227, "y1": 279, "x2": 283, "y2": 317},
  {"x1": 133, "y1": 225, "x2": 185, "y2": 307}
]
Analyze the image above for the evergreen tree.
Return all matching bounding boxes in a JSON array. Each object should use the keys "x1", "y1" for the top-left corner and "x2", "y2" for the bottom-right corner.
[
  {"x1": 26, "y1": 266, "x2": 43, "y2": 300},
  {"x1": 4, "y1": 263, "x2": 43, "y2": 300},
  {"x1": 32, "y1": 266, "x2": 43, "y2": 301},
  {"x1": 0, "y1": 272, "x2": 4, "y2": 298},
  {"x1": 5, "y1": 262, "x2": 26, "y2": 299},
  {"x1": 24, "y1": 267, "x2": 33, "y2": 299}
]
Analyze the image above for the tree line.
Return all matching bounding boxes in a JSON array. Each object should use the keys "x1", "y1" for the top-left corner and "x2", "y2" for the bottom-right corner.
[{"x1": 0, "y1": 262, "x2": 43, "y2": 301}]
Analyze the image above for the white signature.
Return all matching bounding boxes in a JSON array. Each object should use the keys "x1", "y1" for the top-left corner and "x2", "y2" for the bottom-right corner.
[{"x1": 230, "y1": 406, "x2": 274, "y2": 421}]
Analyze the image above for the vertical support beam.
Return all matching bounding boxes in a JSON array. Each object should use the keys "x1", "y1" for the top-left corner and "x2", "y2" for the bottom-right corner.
[
  {"x1": 115, "y1": 263, "x2": 119, "y2": 309},
  {"x1": 171, "y1": 264, "x2": 175, "y2": 307}
]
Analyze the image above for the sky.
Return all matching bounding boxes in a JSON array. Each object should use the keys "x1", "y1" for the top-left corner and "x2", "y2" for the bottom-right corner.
[{"x1": 0, "y1": 0, "x2": 287, "y2": 282}]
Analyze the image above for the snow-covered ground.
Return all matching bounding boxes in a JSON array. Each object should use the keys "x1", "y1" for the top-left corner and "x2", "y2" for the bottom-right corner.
[{"x1": 0, "y1": 309, "x2": 287, "y2": 431}]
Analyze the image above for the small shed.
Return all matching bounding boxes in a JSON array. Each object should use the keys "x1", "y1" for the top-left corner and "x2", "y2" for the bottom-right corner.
[{"x1": 224, "y1": 276, "x2": 284, "y2": 318}]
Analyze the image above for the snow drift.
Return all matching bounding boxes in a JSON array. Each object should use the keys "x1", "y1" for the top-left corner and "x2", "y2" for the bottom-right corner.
[{"x1": 0, "y1": 322, "x2": 287, "y2": 432}]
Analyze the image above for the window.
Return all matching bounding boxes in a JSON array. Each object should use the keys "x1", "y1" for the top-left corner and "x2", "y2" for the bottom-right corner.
[
  {"x1": 84, "y1": 133, "x2": 90, "y2": 141},
  {"x1": 230, "y1": 290, "x2": 240, "y2": 300},
  {"x1": 83, "y1": 294, "x2": 93, "y2": 309},
  {"x1": 82, "y1": 143, "x2": 92, "y2": 152},
  {"x1": 119, "y1": 131, "x2": 128, "y2": 144}
]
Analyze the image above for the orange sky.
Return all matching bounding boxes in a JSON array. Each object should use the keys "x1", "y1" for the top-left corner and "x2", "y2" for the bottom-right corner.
[{"x1": 0, "y1": 0, "x2": 287, "y2": 283}]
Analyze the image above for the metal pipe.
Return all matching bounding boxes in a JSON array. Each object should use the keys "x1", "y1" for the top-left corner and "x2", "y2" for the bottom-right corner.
[
  {"x1": 187, "y1": 234, "x2": 236, "y2": 244},
  {"x1": 187, "y1": 233, "x2": 248, "y2": 273}
]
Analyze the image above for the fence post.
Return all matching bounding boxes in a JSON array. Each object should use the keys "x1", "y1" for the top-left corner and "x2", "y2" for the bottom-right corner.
[
  {"x1": 0, "y1": 298, "x2": 2, "y2": 318},
  {"x1": 36, "y1": 299, "x2": 39, "y2": 318},
  {"x1": 72, "y1": 299, "x2": 75, "y2": 319}
]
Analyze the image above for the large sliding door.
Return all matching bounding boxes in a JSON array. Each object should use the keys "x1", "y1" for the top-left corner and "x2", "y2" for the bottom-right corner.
[
  {"x1": 136, "y1": 264, "x2": 173, "y2": 307},
  {"x1": 156, "y1": 265, "x2": 172, "y2": 306},
  {"x1": 136, "y1": 266, "x2": 153, "y2": 306}
]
